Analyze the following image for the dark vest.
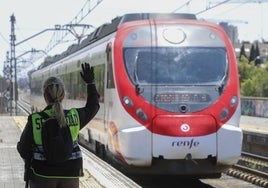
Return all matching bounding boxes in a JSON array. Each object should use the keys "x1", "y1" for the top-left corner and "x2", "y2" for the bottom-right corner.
[{"x1": 31, "y1": 108, "x2": 83, "y2": 178}]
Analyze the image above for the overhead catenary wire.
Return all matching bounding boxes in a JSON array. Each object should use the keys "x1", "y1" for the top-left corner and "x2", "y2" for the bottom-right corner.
[
  {"x1": 172, "y1": 0, "x2": 194, "y2": 13},
  {"x1": 194, "y1": 0, "x2": 263, "y2": 16},
  {"x1": 0, "y1": 32, "x2": 9, "y2": 45},
  {"x1": 44, "y1": 0, "x2": 103, "y2": 55},
  {"x1": 195, "y1": 0, "x2": 232, "y2": 15}
]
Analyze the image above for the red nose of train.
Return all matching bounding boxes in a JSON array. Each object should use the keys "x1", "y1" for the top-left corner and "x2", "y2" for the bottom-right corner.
[{"x1": 153, "y1": 114, "x2": 216, "y2": 137}]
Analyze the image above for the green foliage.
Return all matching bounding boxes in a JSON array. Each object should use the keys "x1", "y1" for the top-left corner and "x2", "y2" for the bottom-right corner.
[
  {"x1": 262, "y1": 68, "x2": 268, "y2": 96},
  {"x1": 238, "y1": 58, "x2": 268, "y2": 97},
  {"x1": 238, "y1": 56, "x2": 252, "y2": 83},
  {"x1": 264, "y1": 62, "x2": 268, "y2": 71},
  {"x1": 241, "y1": 79, "x2": 256, "y2": 96}
]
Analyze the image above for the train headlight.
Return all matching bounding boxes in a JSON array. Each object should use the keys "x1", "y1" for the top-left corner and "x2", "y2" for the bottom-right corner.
[
  {"x1": 162, "y1": 28, "x2": 186, "y2": 44},
  {"x1": 136, "y1": 108, "x2": 148, "y2": 122},
  {"x1": 220, "y1": 108, "x2": 229, "y2": 121},
  {"x1": 123, "y1": 96, "x2": 133, "y2": 107},
  {"x1": 230, "y1": 96, "x2": 238, "y2": 107},
  {"x1": 219, "y1": 96, "x2": 237, "y2": 121}
]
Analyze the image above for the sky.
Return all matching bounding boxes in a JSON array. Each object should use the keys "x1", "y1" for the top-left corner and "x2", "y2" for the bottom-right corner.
[{"x1": 1, "y1": 0, "x2": 268, "y2": 78}]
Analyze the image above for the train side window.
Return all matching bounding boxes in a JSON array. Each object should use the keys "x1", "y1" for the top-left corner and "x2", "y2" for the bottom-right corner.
[
  {"x1": 77, "y1": 70, "x2": 86, "y2": 100},
  {"x1": 95, "y1": 64, "x2": 105, "y2": 102},
  {"x1": 106, "y1": 43, "x2": 115, "y2": 88},
  {"x1": 77, "y1": 60, "x2": 81, "y2": 68}
]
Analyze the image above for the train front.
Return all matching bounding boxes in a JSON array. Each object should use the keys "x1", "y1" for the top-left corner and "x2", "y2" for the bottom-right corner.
[{"x1": 112, "y1": 15, "x2": 242, "y2": 177}]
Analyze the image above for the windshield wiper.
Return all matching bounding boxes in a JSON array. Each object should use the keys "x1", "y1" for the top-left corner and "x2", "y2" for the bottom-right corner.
[
  {"x1": 134, "y1": 56, "x2": 143, "y2": 94},
  {"x1": 217, "y1": 59, "x2": 229, "y2": 95},
  {"x1": 216, "y1": 71, "x2": 228, "y2": 95}
]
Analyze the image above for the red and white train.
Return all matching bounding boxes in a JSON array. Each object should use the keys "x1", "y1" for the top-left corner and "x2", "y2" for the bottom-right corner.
[{"x1": 30, "y1": 13, "x2": 242, "y2": 178}]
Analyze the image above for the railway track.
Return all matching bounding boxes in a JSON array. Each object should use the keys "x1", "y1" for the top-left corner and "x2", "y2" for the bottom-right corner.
[
  {"x1": 226, "y1": 152, "x2": 268, "y2": 187},
  {"x1": 17, "y1": 98, "x2": 32, "y2": 115}
]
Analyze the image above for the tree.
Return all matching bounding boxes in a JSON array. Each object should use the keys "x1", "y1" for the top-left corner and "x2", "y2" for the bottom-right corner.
[
  {"x1": 252, "y1": 69, "x2": 265, "y2": 96},
  {"x1": 241, "y1": 79, "x2": 256, "y2": 96},
  {"x1": 254, "y1": 42, "x2": 261, "y2": 65},
  {"x1": 248, "y1": 44, "x2": 255, "y2": 62},
  {"x1": 238, "y1": 57, "x2": 251, "y2": 83},
  {"x1": 262, "y1": 71, "x2": 268, "y2": 96},
  {"x1": 238, "y1": 57, "x2": 268, "y2": 97},
  {"x1": 264, "y1": 62, "x2": 268, "y2": 72},
  {"x1": 239, "y1": 43, "x2": 247, "y2": 61}
]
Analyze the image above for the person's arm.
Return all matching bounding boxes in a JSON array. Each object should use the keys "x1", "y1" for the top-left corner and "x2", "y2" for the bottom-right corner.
[
  {"x1": 17, "y1": 116, "x2": 33, "y2": 160},
  {"x1": 77, "y1": 63, "x2": 100, "y2": 129},
  {"x1": 17, "y1": 116, "x2": 33, "y2": 184}
]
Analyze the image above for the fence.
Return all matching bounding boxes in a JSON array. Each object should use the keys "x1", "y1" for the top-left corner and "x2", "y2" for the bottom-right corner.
[{"x1": 241, "y1": 97, "x2": 268, "y2": 118}]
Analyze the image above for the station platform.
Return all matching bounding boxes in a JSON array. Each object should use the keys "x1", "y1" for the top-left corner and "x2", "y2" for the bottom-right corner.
[
  {"x1": 0, "y1": 116, "x2": 24, "y2": 188},
  {"x1": 240, "y1": 115, "x2": 268, "y2": 133}
]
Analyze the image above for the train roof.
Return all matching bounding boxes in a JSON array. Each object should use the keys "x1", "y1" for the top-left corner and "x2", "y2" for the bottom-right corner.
[
  {"x1": 119, "y1": 13, "x2": 196, "y2": 24},
  {"x1": 34, "y1": 13, "x2": 196, "y2": 72}
]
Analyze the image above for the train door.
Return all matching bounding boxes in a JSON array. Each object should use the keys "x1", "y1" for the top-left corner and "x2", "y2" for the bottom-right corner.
[{"x1": 104, "y1": 41, "x2": 116, "y2": 150}]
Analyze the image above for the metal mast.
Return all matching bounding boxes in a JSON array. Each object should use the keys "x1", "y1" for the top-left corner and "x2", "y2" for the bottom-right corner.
[{"x1": 10, "y1": 14, "x2": 18, "y2": 116}]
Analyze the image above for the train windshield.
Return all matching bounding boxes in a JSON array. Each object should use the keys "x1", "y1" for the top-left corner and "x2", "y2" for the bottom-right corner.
[{"x1": 124, "y1": 47, "x2": 227, "y2": 85}]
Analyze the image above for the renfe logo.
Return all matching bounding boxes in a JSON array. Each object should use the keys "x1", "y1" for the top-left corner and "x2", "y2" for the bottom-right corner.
[{"x1": 171, "y1": 139, "x2": 199, "y2": 149}]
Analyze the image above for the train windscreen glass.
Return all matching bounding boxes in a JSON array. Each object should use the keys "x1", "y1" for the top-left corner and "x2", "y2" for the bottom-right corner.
[{"x1": 124, "y1": 47, "x2": 227, "y2": 85}]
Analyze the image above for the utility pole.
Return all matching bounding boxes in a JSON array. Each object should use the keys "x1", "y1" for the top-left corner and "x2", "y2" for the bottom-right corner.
[
  {"x1": 10, "y1": 14, "x2": 18, "y2": 115},
  {"x1": 3, "y1": 51, "x2": 12, "y2": 115}
]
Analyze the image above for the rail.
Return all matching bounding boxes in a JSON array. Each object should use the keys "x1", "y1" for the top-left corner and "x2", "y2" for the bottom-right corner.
[
  {"x1": 226, "y1": 152, "x2": 268, "y2": 187},
  {"x1": 17, "y1": 99, "x2": 31, "y2": 115}
]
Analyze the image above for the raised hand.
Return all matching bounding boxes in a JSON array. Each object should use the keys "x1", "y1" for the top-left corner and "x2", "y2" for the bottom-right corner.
[{"x1": 80, "y1": 63, "x2": 95, "y2": 84}]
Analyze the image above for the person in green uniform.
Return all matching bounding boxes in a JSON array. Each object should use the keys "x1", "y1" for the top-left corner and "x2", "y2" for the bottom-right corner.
[{"x1": 17, "y1": 63, "x2": 100, "y2": 188}]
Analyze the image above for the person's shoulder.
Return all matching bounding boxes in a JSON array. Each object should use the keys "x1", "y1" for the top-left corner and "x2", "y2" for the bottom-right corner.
[
  {"x1": 30, "y1": 111, "x2": 40, "y2": 116},
  {"x1": 28, "y1": 111, "x2": 43, "y2": 120},
  {"x1": 64, "y1": 108, "x2": 81, "y2": 117},
  {"x1": 65, "y1": 108, "x2": 78, "y2": 113},
  {"x1": 25, "y1": 113, "x2": 35, "y2": 124},
  {"x1": 27, "y1": 113, "x2": 34, "y2": 119}
]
